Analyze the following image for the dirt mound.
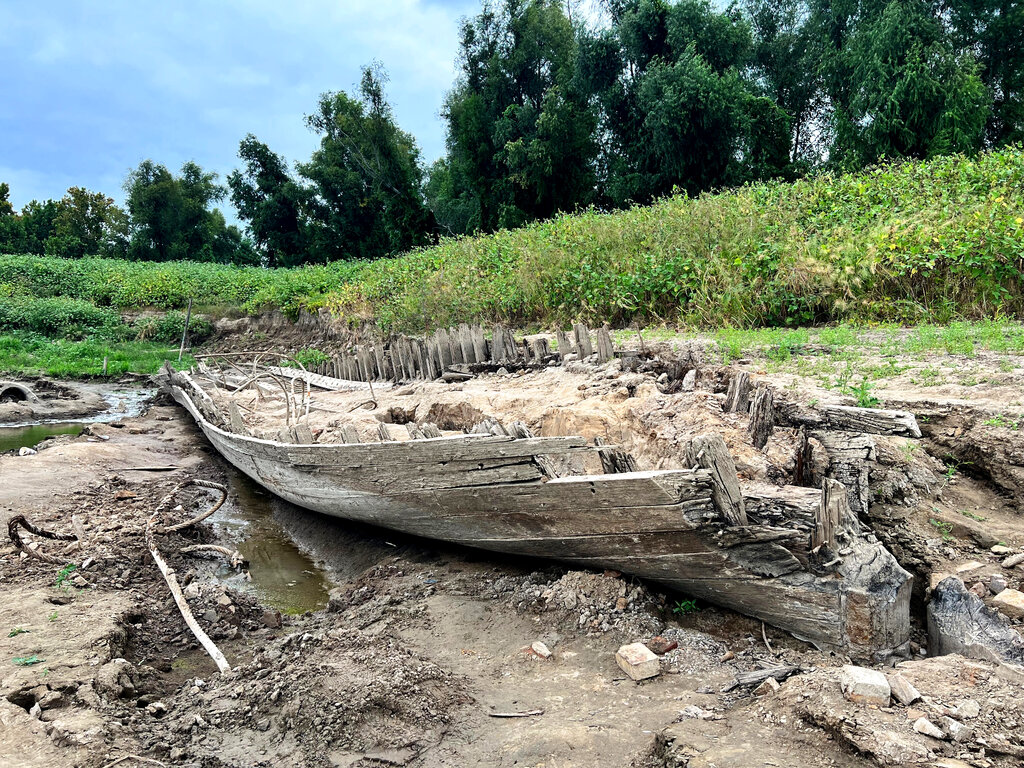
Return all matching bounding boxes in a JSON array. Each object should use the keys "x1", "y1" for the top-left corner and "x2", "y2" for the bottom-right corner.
[
  {"x1": 148, "y1": 626, "x2": 469, "y2": 766},
  {"x1": 486, "y1": 568, "x2": 666, "y2": 639}
]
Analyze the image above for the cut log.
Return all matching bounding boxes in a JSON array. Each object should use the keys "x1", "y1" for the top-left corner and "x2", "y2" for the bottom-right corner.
[
  {"x1": 724, "y1": 372, "x2": 751, "y2": 413},
  {"x1": 748, "y1": 384, "x2": 775, "y2": 449},
  {"x1": 813, "y1": 430, "x2": 874, "y2": 514},
  {"x1": 782, "y1": 403, "x2": 921, "y2": 437},
  {"x1": 684, "y1": 434, "x2": 748, "y2": 526}
]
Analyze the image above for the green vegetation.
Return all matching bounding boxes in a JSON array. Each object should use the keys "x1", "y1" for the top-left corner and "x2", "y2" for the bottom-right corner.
[
  {"x1": 12, "y1": 655, "x2": 45, "y2": 666},
  {"x1": 929, "y1": 518, "x2": 956, "y2": 542},
  {"x1": 1, "y1": 148, "x2": 1023, "y2": 335},
  {"x1": 7, "y1": 628, "x2": 29, "y2": 638},
  {"x1": 671, "y1": 598, "x2": 700, "y2": 615},
  {"x1": 53, "y1": 563, "x2": 77, "y2": 590},
  {"x1": 0, "y1": 333, "x2": 193, "y2": 377}
]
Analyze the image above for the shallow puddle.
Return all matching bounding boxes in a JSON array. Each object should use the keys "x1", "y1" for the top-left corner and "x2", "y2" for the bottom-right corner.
[{"x1": 0, "y1": 421, "x2": 85, "y2": 453}]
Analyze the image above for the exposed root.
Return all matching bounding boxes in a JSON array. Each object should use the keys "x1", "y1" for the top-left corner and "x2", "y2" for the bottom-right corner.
[{"x1": 152, "y1": 478, "x2": 227, "y2": 533}]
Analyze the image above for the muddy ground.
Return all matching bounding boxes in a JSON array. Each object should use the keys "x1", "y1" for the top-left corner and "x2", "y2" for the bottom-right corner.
[{"x1": 2, "y1": 334, "x2": 1024, "y2": 767}]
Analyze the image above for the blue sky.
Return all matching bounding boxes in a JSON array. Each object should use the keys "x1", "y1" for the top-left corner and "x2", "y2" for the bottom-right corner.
[{"x1": 0, "y1": 0, "x2": 480, "y2": 211}]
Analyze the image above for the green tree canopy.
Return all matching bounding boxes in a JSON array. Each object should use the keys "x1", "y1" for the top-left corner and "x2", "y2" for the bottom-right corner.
[{"x1": 298, "y1": 65, "x2": 435, "y2": 261}]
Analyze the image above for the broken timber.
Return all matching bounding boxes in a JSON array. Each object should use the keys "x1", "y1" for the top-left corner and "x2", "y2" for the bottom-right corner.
[{"x1": 159, "y1": 364, "x2": 913, "y2": 659}]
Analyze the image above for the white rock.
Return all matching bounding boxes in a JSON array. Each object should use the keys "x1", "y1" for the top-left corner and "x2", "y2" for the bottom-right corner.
[
  {"x1": 992, "y1": 588, "x2": 1024, "y2": 619},
  {"x1": 886, "y1": 673, "x2": 920, "y2": 705},
  {"x1": 953, "y1": 699, "x2": 980, "y2": 719},
  {"x1": 839, "y1": 665, "x2": 891, "y2": 707},
  {"x1": 18, "y1": 447, "x2": 36, "y2": 456},
  {"x1": 530, "y1": 641, "x2": 552, "y2": 659},
  {"x1": 940, "y1": 716, "x2": 972, "y2": 743},
  {"x1": 913, "y1": 717, "x2": 945, "y2": 739},
  {"x1": 991, "y1": 545, "x2": 1012, "y2": 555},
  {"x1": 955, "y1": 560, "x2": 984, "y2": 574},
  {"x1": 1003, "y1": 553, "x2": 1024, "y2": 569},
  {"x1": 616, "y1": 642, "x2": 660, "y2": 682}
]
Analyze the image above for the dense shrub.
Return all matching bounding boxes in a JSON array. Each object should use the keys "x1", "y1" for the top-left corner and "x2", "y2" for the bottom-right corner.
[{"x1": 0, "y1": 297, "x2": 124, "y2": 340}]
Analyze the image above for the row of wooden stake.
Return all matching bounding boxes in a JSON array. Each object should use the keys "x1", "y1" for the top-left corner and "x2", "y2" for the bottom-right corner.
[{"x1": 313, "y1": 323, "x2": 617, "y2": 383}]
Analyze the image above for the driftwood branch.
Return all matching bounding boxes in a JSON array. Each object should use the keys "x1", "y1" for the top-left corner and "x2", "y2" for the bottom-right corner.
[
  {"x1": 146, "y1": 512, "x2": 231, "y2": 674},
  {"x1": 180, "y1": 544, "x2": 247, "y2": 569}
]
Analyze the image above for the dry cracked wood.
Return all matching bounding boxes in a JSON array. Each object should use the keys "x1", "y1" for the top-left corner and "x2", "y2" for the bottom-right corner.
[{"x1": 685, "y1": 434, "x2": 748, "y2": 526}]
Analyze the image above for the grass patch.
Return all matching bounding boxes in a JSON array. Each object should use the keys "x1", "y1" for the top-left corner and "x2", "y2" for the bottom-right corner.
[{"x1": 0, "y1": 332, "x2": 194, "y2": 377}]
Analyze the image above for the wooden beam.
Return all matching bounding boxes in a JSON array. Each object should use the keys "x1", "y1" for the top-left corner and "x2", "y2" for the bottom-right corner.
[{"x1": 685, "y1": 434, "x2": 748, "y2": 526}]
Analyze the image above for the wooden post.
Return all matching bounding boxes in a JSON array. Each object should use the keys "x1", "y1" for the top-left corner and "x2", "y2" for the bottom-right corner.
[
  {"x1": 724, "y1": 372, "x2": 751, "y2": 413},
  {"x1": 102, "y1": 356, "x2": 108, "y2": 375},
  {"x1": 573, "y1": 324, "x2": 593, "y2": 359},
  {"x1": 684, "y1": 434, "x2": 748, "y2": 526},
  {"x1": 177, "y1": 297, "x2": 193, "y2": 362},
  {"x1": 596, "y1": 325, "x2": 614, "y2": 362},
  {"x1": 748, "y1": 384, "x2": 775, "y2": 449},
  {"x1": 555, "y1": 330, "x2": 574, "y2": 360}
]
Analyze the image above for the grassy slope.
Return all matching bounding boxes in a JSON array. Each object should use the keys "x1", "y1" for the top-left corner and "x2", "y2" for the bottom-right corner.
[{"x1": 1, "y1": 148, "x2": 1023, "y2": 376}]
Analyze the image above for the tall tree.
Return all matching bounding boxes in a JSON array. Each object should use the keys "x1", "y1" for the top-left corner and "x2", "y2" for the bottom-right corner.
[
  {"x1": 836, "y1": 0, "x2": 989, "y2": 164},
  {"x1": 0, "y1": 183, "x2": 26, "y2": 253},
  {"x1": 228, "y1": 135, "x2": 310, "y2": 267},
  {"x1": 45, "y1": 187, "x2": 123, "y2": 259},
  {"x1": 580, "y1": 0, "x2": 786, "y2": 205},
  {"x1": 20, "y1": 200, "x2": 60, "y2": 255},
  {"x1": 124, "y1": 160, "x2": 254, "y2": 264},
  {"x1": 439, "y1": 0, "x2": 598, "y2": 232},
  {"x1": 299, "y1": 65, "x2": 435, "y2": 261}
]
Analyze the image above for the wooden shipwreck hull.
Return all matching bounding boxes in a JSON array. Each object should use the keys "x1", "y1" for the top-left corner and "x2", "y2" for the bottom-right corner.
[{"x1": 159, "y1": 365, "x2": 912, "y2": 660}]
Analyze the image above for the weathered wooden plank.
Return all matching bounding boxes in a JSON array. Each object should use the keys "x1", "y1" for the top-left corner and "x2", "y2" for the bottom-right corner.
[
  {"x1": 743, "y1": 483, "x2": 819, "y2": 528},
  {"x1": 291, "y1": 423, "x2": 314, "y2": 444},
  {"x1": 435, "y1": 329, "x2": 453, "y2": 370},
  {"x1": 264, "y1": 366, "x2": 379, "y2": 392},
  {"x1": 573, "y1": 323, "x2": 593, "y2": 359},
  {"x1": 724, "y1": 372, "x2": 751, "y2": 413},
  {"x1": 458, "y1": 323, "x2": 475, "y2": 363},
  {"x1": 339, "y1": 424, "x2": 361, "y2": 444},
  {"x1": 420, "y1": 423, "x2": 442, "y2": 438},
  {"x1": 555, "y1": 329, "x2": 574, "y2": 360},
  {"x1": 529, "y1": 337, "x2": 549, "y2": 363},
  {"x1": 783, "y1": 403, "x2": 921, "y2": 437},
  {"x1": 685, "y1": 434, "x2": 748, "y2": 526},
  {"x1": 471, "y1": 325, "x2": 488, "y2": 362},
  {"x1": 596, "y1": 326, "x2": 614, "y2": 362},
  {"x1": 748, "y1": 383, "x2": 775, "y2": 449},
  {"x1": 377, "y1": 423, "x2": 396, "y2": 442}
]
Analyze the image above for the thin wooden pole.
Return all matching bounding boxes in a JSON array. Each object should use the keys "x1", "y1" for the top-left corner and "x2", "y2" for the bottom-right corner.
[{"x1": 178, "y1": 298, "x2": 194, "y2": 362}]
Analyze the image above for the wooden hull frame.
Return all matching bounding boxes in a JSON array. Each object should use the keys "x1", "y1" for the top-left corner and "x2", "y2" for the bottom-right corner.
[{"x1": 161, "y1": 367, "x2": 912, "y2": 659}]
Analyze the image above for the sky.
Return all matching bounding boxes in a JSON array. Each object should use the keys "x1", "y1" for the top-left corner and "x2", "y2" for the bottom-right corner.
[{"x1": 0, "y1": 0, "x2": 480, "y2": 212}]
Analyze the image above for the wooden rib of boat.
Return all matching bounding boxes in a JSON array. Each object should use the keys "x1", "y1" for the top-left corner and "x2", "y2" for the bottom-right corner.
[{"x1": 158, "y1": 364, "x2": 912, "y2": 660}]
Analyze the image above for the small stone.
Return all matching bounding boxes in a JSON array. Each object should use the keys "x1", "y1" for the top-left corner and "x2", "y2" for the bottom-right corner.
[
  {"x1": 217, "y1": 593, "x2": 233, "y2": 607},
  {"x1": 146, "y1": 701, "x2": 167, "y2": 717},
  {"x1": 991, "y1": 545, "x2": 1012, "y2": 555},
  {"x1": 615, "y1": 597, "x2": 628, "y2": 612},
  {"x1": 18, "y1": 447, "x2": 36, "y2": 456},
  {"x1": 647, "y1": 636, "x2": 678, "y2": 655},
  {"x1": 989, "y1": 574, "x2": 1008, "y2": 595},
  {"x1": 719, "y1": 650, "x2": 735, "y2": 662},
  {"x1": 202, "y1": 609, "x2": 218, "y2": 623},
  {"x1": 1003, "y1": 552, "x2": 1024, "y2": 569},
  {"x1": 953, "y1": 699, "x2": 980, "y2": 719},
  {"x1": 840, "y1": 665, "x2": 891, "y2": 707},
  {"x1": 616, "y1": 643, "x2": 660, "y2": 682},
  {"x1": 886, "y1": 673, "x2": 921, "y2": 706},
  {"x1": 992, "y1": 588, "x2": 1024, "y2": 619},
  {"x1": 913, "y1": 717, "x2": 945, "y2": 739},
  {"x1": 71, "y1": 575, "x2": 89, "y2": 589},
  {"x1": 681, "y1": 369, "x2": 696, "y2": 391},
  {"x1": 753, "y1": 677, "x2": 780, "y2": 696},
  {"x1": 261, "y1": 610, "x2": 282, "y2": 629},
  {"x1": 496, "y1": 367, "x2": 509, "y2": 375},
  {"x1": 37, "y1": 691, "x2": 63, "y2": 711},
  {"x1": 955, "y1": 560, "x2": 984, "y2": 574},
  {"x1": 969, "y1": 581, "x2": 988, "y2": 598},
  {"x1": 940, "y1": 716, "x2": 972, "y2": 742},
  {"x1": 530, "y1": 641, "x2": 552, "y2": 659}
]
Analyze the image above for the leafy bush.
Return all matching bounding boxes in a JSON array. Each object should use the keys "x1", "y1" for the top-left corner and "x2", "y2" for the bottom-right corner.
[
  {"x1": 0, "y1": 297, "x2": 124, "y2": 340},
  {"x1": 133, "y1": 311, "x2": 213, "y2": 344}
]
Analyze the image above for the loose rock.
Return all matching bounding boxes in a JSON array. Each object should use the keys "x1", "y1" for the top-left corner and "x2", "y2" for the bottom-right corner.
[
  {"x1": 912, "y1": 717, "x2": 945, "y2": 739},
  {"x1": 886, "y1": 673, "x2": 920, "y2": 706},
  {"x1": 616, "y1": 643, "x2": 660, "y2": 682},
  {"x1": 992, "y1": 588, "x2": 1024, "y2": 619},
  {"x1": 839, "y1": 665, "x2": 890, "y2": 707}
]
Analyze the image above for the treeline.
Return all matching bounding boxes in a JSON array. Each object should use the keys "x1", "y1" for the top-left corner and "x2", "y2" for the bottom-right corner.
[{"x1": 2, "y1": 0, "x2": 1020, "y2": 266}]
